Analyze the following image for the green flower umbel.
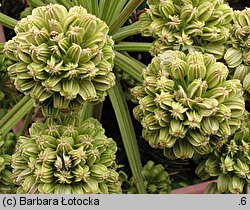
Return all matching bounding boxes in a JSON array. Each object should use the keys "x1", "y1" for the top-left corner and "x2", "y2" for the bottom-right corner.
[
  {"x1": 12, "y1": 116, "x2": 122, "y2": 194},
  {"x1": 196, "y1": 114, "x2": 250, "y2": 194},
  {"x1": 4, "y1": 4, "x2": 115, "y2": 110},
  {"x1": 131, "y1": 50, "x2": 245, "y2": 159},
  {"x1": 140, "y1": 0, "x2": 232, "y2": 57},
  {"x1": 128, "y1": 161, "x2": 171, "y2": 194},
  {"x1": 224, "y1": 8, "x2": 250, "y2": 94},
  {"x1": 0, "y1": 133, "x2": 17, "y2": 194}
]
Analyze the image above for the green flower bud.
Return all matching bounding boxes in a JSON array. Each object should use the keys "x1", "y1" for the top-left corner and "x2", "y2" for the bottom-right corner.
[
  {"x1": 233, "y1": 159, "x2": 249, "y2": 178},
  {"x1": 204, "y1": 182, "x2": 219, "y2": 194},
  {"x1": 187, "y1": 79, "x2": 207, "y2": 98},
  {"x1": 217, "y1": 174, "x2": 230, "y2": 193},
  {"x1": 195, "y1": 161, "x2": 210, "y2": 180},
  {"x1": 197, "y1": 2, "x2": 214, "y2": 22},
  {"x1": 205, "y1": 62, "x2": 228, "y2": 89},
  {"x1": 233, "y1": 65, "x2": 250, "y2": 82},
  {"x1": 229, "y1": 176, "x2": 244, "y2": 194},
  {"x1": 173, "y1": 138, "x2": 194, "y2": 159},
  {"x1": 205, "y1": 157, "x2": 220, "y2": 176},
  {"x1": 243, "y1": 72, "x2": 250, "y2": 93},
  {"x1": 224, "y1": 48, "x2": 243, "y2": 68}
]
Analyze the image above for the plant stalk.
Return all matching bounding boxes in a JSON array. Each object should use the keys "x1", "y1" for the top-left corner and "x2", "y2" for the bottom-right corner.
[
  {"x1": 108, "y1": 80, "x2": 146, "y2": 194},
  {"x1": 0, "y1": 96, "x2": 34, "y2": 136},
  {"x1": 114, "y1": 42, "x2": 152, "y2": 52},
  {"x1": 109, "y1": 0, "x2": 144, "y2": 35},
  {"x1": 112, "y1": 22, "x2": 141, "y2": 42},
  {"x1": 0, "y1": 13, "x2": 17, "y2": 30},
  {"x1": 114, "y1": 51, "x2": 143, "y2": 83}
]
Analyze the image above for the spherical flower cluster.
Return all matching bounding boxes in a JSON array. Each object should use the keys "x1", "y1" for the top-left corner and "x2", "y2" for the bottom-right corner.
[
  {"x1": 128, "y1": 161, "x2": 171, "y2": 194},
  {"x1": 196, "y1": 114, "x2": 250, "y2": 194},
  {"x1": 224, "y1": 8, "x2": 250, "y2": 94},
  {"x1": 12, "y1": 116, "x2": 122, "y2": 194},
  {"x1": 4, "y1": 4, "x2": 115, "y2": 110},
  {"x1": 131, "y1": 50, "x2": 245, "y2": 159},
  {"x1": 140, "y1": 0, "x2": 232, "y2": 57},
  {"x1": 0, "y1": 133, "x2": 17, "y2": 194}
]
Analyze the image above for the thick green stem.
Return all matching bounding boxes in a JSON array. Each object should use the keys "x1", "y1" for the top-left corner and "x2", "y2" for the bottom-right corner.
[
  {"x1": 114, "y1": 51, "x2": 144, "y2": 83},
  {"x1": 115, "y1": 42, "x2": 152, "y2": 52},
  {"x1": 109, "y1": 0, "x2": 144, "y2": 35},
  {"x1": 0, "y1": 13, "x2": 17, "y2": 30},
  {"x1": 0, "y1": 96, "x2": 34, "y2": 136},
  {"x1": 112, "y1": 22, "x2": 141, "y2": 42},
  {"x1": 108, "y1": 80, "x2": 146, "y2": 194}
]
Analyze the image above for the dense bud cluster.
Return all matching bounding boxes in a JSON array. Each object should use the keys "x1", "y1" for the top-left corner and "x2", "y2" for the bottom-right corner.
[
  {"x1": 12, "y1": 116, "x2": 122, "y2": 194},
  {"x1": 3, "y1": 4, "x2": 115, "y2": 110},
  {"x1": 131, "y1": 50, "x2": 245, "y2": 159},
  {"x1": 140, "y1": 0, "x2": 232, "y2": 57},
  {"x1": 196, "y1": 114, "x2": 250, "y2": 194},
  {"x1": 128, "y1": 161, "x2": 171, "y2": 194},
  {"x1": 224, "y1": 8, "x2": 250, "y2": 93},
  {"x1": 0, "y1": 133, "x2": 17, "y2": 193}
]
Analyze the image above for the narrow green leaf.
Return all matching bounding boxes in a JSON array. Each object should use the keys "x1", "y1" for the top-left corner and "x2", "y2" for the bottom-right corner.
[
  {"x1": 108, "y1": 80, "x2": 146, "y2": 194},
  {"x1": 98, "y1": 0, "x2": 106, "y2": 18},
  {"x1": 112, "y1": 22, "x2": 141, "y2": 42},
  {"x1": 114, "y1": 51, "x2": 143, "y2": 83},
  {"x1": 0, "y1": 13, "x2": 17, "y2": 30},
  {"x1": 72, "y1": 0, "x2": 80, "y2": 6},
  {"x1": 27, "y1": 0, "x2": 46, "y2": 7},
  {"x1": 91, "y1": 0, "x2": 99, "y2": 16},
  {"x1": 101, "y1": 1, "x2": 119, "y2": 25},
  {"x1": 110, "y1": 0, "x2": 128, "y2": 25},
  {"x1": 0, "y1": 43, "x2": 4, "y2": 53},
  {"x1": 122, "y1": 51, "x2": 147, "y2": 69},
  {"x1": 100, "y1": 0, "x2": 112, "y2": 23},
  {"x1": 55, "y1": 0, "x2": 73, "y2": 9},
  {"x1": 109, "y1": 0, "x2": 144, "y2": 35},
  {"x1": 77, "y1": 0, "x2": 89, "y2": 10},
  {"x1": 84, "y1": 0, "x2": 93, "y2": 13},
  {"x1": 0, "y1": 95, "x2": 31, "y2": 129},
  {"x1": 115, "y1": 42, "x2": 152, "y2": 52},
  {"x1": 0, "y1": 97, "x2": 34, "y2": 136}
]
